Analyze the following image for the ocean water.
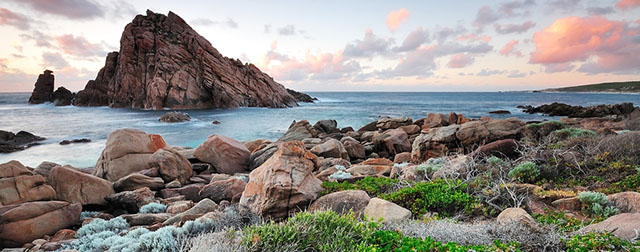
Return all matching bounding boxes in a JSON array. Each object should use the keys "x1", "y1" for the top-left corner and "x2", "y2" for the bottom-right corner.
[{"x1": 1, "y1": 91, "x2": 638, "y2": 168}]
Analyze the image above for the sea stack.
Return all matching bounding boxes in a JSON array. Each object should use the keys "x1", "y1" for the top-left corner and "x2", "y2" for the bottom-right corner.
[
  {"x1": 28, "y1": 70, "x2": 54, "y2": 104},
  {"x1": 74, "y1": 10, "x2": 310, "y2": 110}
]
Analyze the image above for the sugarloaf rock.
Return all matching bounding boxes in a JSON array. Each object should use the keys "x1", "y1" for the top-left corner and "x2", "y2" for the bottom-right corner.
[{"x1": 74, "y1": 10, "x2": 310, "y2": 109}]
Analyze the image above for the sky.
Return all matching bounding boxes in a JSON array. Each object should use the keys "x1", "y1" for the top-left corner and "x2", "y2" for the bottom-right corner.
[{"x1": 0, "y1": 0, "x2": 639, "y2": 92}]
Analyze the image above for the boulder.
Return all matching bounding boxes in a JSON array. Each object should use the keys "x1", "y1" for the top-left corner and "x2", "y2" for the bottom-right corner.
[
  {"x1": 393, "y1": 152, "x2": 411, "y2": 163},
  {"x1": 607, "y1": 191, "x2": 640, "y2": 213},
  {"x1": 489, "y1": 110, "x2": 511, "y2": 114},
  {"x1": 410, "y1": 125, "x2": 460, "y2": 163},
  {"x1": 240, "y1": 141, "x2": 322, "y2": 219},
  {"x1": 399, "y1": 124, "x2": 420, "y2": 135},
  {"x1": 160, "y1": 184, "x2": 205, "y2": 202},
  {"x1": 244, "y1": 139, "x2": 270, "y2": 153},
  {"x1": 194, "y1": 135, "x2": 250, "y2": 174},
  {"x1": 278, "y1": 120, "x2": 319, "y2": 142},
  {"x1": 373, "y1": 129, "x2": 411, "y2": 156},
  {"x1": 48, "y1": 165, "x2": 114, "y2": 206},
  {"x1": 624, "y1": 108, "x2": 640, "y2": 130},
  {"x1": 0, "y1": 161, "x2": 56, "y2": 206},
  {"x1": 121, "y1": 213, "x2": 172, "y2": 226},
  {"x1": 93, "y1": 129, "x2": 168, "y2": 182},
  {"x1": 363, "y1": 198, "x2": 412, "y2": 223},
  {"x1": 376, "y1": 117, "x2": 413, "y2": 130},
  {"x1": 0, "y1": 201, "x2": 81, "y2": 248},
  {"x1": 104, "y1": 187, "x2": 156, "y2": 213},
  {"x1": 357, "y1": 120, "x2": 378, "y2": 132},
  {"x1": 199, "y1": 177, "x2": 247, "y2": 203},
  {"x1": 432, "y1": 155, "x2": 473, "y2": 179},
  {"x1": 313, "y1": 120, "x2": 339, "y2": 134},
  {"x1": 163, "y1": 198, "x2": 218, "y2": 225},
  {"x1": 309, "y1": 190, "x2": 371, "y2": 215},
  {"x1": 346, "y1": 158, "x2": 393, "y2": 177},
  {"x1": 0, "y1": 131, "x2": 46, "y2": 153},
  {"x1": 51, "y1": 229, "x2": 76, "y2": 242},
  {"x1": 33, "y1": 161, "x2": 59, "y2": 177},
  {"x1": 158, "y1": 111, "x2": 191, "y2": 122},
  {"x1": 422, "y1": 113, "x2": 449, "y2": 129},
  {"x1": 148, "y1": 148, "x2": 193, "y2": 184},
  {"x1": 521, "y1": 102, "x2": 635, "y2": 118},
  {"x1": 51, "y1": 86, "x2": 74, "y2": 106},
  {"x1": 342, "y1": 138, "x2": 366, "y2": 160},
  {"x1": 456, "y1": 118, "x2": 524, "y2": 148},
  {"x1": 310, "y1": 138, "x2": 349, "y2": 160},
  {"x1": 114, "y1": 173, "x2": 165, "y2": 192},
  {"x1": 471, "y1": 139, "x2": 521, "y2": 159},
  {"x1": 73, "y1": 10, "x2": 307, "y2": 109},
  {"x1": 579, "y1": 213, "x2": 640, "y2": 240},
  {"x1": 166, "y1": 200, "x2": 194, "y2": 214},
  {"x1": 28, "y1": 70, "x2": 54, "y2": 104},
  {"x1": 496, "y1": 208, "x2": 534, "y2": 225}
]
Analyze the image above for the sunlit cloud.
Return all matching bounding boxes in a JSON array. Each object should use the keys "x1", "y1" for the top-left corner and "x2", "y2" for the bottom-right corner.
[
  {"x1": 386, "y1": 8, "x2": 410, "y2": 31},
  {"x1": 616, "y1": 0, "x2": 640, "y2": 10},
  {"x1": 499, "y1": 40, "x2": 523, "y2": 57}
]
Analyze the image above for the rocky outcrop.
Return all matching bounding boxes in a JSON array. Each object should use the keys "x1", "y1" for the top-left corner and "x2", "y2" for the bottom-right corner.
[
  {"x1": 0, "y1": 130, "x2": 45, "y2": 153},
  {"x1": 0, "y1": 161, "x2": 56, "y2": 206},
  {"x1": 158, "y1": 111, "x2": 191, "y2": 122},
  {"x1": 519, "y1": 102, "x2": 635, "y2": 118},
  {"x1": 48, "y1": 165, "x2": 115, "y2": 206},
  {"x1": 194, "y1": 135, "x2": 250, "y2": 174},
  {"x1": 105, "y1": 187, "x2": 156, "y2": 213},
  {"x1": 51, "y1": 87, "x2": 74, "y2": 106},
  {"x1": 278, "y1": 120, "x2": 318, "y2": 142},
  {"x1": 73, "y1": 10, "x2": 311, "y2": 109},
  {"x1": 28, "y1": 70, "x2": 55, "y2": 104},
  {"x1": 0, "y1": 201, "x2": 81, "y2": 248},
  {"x1": 240, "y1": 141, "x2": 322, "y2": 219},
  {"x1": 309, "y1": 190, "x2": 371, "y2": 215},
  {"x1": 148, "y1": 148, "x2": 193, "y2": 184},
  {"x1": 199, "y1": 177, "x2": 246, "y2": 203},
  {"x1": 93, "y1": 129, "x2": 167, "y2": 181}
]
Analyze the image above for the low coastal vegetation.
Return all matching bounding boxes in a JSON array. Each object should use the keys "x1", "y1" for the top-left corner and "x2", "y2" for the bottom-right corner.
[{"x1": 2, "y1": 102, "x2": 640, "y2": 251}]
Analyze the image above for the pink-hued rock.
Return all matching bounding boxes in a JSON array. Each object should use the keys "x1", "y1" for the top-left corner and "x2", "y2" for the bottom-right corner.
[
  {"x1": 195, "y1": 135, "x2": 250, "y2": 174},
  {"x1": 199, "y1": 177, "x2": 247, "y2": 203},
  {"x1": 309, "y1": 190, "x2": 371, "y2": 215},
  {"x1": 48, "y1": 165, "x2": 114, "y2": 206},
  {"x1": 0, "y1": 161, "x2": 56, "y2": 206},
  {"x1": 93, "y1": 129, "x2": 167, "y2": 182},
  {"x1": 148, "y1": 148, "x2": 193, "y2": 184},
  {"x1": 579, "y1": 213, "x2": 640, "y2": 240},
  {"x1": 74, "y1": 10, "x2": 307, "y2": 109},
  {"x1": 240, "y1": 141, "x2": 322, "y2": 220},
  {"x1": 0, "y1": 201, "x2": 81, "y2": 248}
]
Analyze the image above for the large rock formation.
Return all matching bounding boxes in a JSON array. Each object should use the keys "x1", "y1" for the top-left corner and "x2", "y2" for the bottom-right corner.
[
  {"x1": 74, "y1": 10, "x2": 311, "y2": 109},
  {"x1": 519, "y1": 102, "x2": 635, "y2": 118},
  {"x1": 0, "y1": 161, "x2": 56, "y2": 206},
  {"x1": 28, "y1": 70, "x2": 54, "y2": 104}
]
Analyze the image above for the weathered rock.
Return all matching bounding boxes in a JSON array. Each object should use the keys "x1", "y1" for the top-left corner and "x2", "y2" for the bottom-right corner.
[
  {"x1": 607, "y1": 191, "x2": 640, "y2": 213},
  {"x1": 51, "y1": 86, "x2": 74, "y2": 106},
  {"x1": 342, "y1": 138, "x2": 366, "y2": 160},
  {"x1": 624, "y1": 108, "x2": 640, "y2": 131},
  {"x1": 114, "y1": 173, "x2": 165, "y2": 192},
  {"x1": 373, "y1": 129, "x2": 411, "y2": 157},
  {"x1": 393, "y1": 152, "x2": 411, "y2": 163},
  {"x1": 194, "y1": 134, "x2": 250, "y2": 174},
  {"x1": 158, "y1": 111, "x2": 191, "y2": 122},
  {"x1": 121, "y1": 213, "x2": 172, "y2": 226},
  {"x1": 313, "y1": 120, "x2": 339, "y2": 134},
  {"x1": 471, "y1": 139, "x2": 521, "y2": 159},
  {"x1": 310, "y1": 139, "x2": 349, "y2": 160},
  {"x1": 357, "y1": 120, "x2": 378, "y2": 132},
  {"x1": 0, "y1": 131, "x2": 46, "y2": 153},
  {"x1": 240, "y1": 141, "x2": 322, "y2": 219},
  {"x1": 0, "y1": 161, "x2": 56, "y2": 206},
  {"x1": 376, "y1": 117, "x2": 413, "y2": 130},
  {"x1": 33, "y1": 161, "x2": 59, "y2": 177},
  {"x1": 279, "y1": 120, "x2": 319, "y2": 142},
  {"x1": 287, "y1": 88, "x2": 316, "y2": 103},
  {"x1": 248, "y1": 143, "x2": 279, "y2": 170},
  {"x1": 28, "y1": 70, "x2": 54, "y2": 104},
  {"x1": 74, "y1": 10, "x2": 307, "y2": 109},
  {"x1": 346, "y1": 158, "x2": 393, "y2": 177},
  {"x1": 163, "y1": 198, "x2": 218, "y2": 225},
  {"x1": 50, "y1": 229, "x2": 76, "y2": 242},
  {"x1": 456, "y1": 118, "x2": 524, "y2": 148},
  {"x1": 422, "y1": 113, "x2": 449, "y2": 129},
  {"x1": 148, "y1": 148, "x2": 193, "y2": 184},
  {"x1": 166, "y1": 200, "x2": 194, "y2": 214},
  {"x1": 199, "y1": 177, "x2": 247, "y2": 203},
  {"x1": 399, "y1": 124, "x2": 421, "y2": 135},
  {"x1": 244, "y1": 139, "x2": 270, "y2": 153},
  {"x1": 363, "y1": 198, "x2": 411, "y2": 223},
  {"x1": 520, "y1": 102, "x2": 635, "y2": 118},
  {"x1": 105, "y1": 187, "x2": 156, "y2": 213},
  {"x1": 309, "y1": 190, "x2": 371, "y2": 215},
  {"x1": 59, "y1": 138, "x2": 91, "y2": 145},
  {"x1": 496, "y1": 208, "x2": 534, "y2": 225},
  {"x1": 432, "y1": 155, "x2": 472, "y2": 179},
  {"x1": 160, "y1": 184, "x2": 204, "y2": 202},
  {"x1": 550, "y1": 197, "x2": 581, "y2": 212},
  {"x1": 579, "y1": 213, "x2": 640, "y2": 240},
  {"x1": 489, "y1": 110, "x2": 511, "y2": 114},
  {"x1": 94, "y1": 129, "x2": 167, "y2": 182},
  {"x1": 48, "y1": 165, "x2": 114, "y2": 206},
  {"x1": 410, "y1": 125, "x2": 460, "y2": 163},
  {"x1": 0, "y1": 201, "x2": 80, "y2": 248}
]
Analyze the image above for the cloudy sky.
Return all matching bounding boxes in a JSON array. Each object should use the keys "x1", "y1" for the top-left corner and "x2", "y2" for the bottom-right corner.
[{"x1": 0, "y1": 0, "x2": 639, "y2": 92}]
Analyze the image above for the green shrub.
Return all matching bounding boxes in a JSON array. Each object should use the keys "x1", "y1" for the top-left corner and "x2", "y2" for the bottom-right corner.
[
  {"x1": 321, "y1": 176, "x2": 401, "y2": 197},
  {"x1": 578, "y1": 191, "x2": 619, "y2": 218},
  {"x1": 366, "y1": 230, "x2": 521, "y2": 252},
  {"x1": 242, "y1": 211, "x2": 379, "y2": 252},
  {"x1": 601, "y1": 173, "x2": 640, "y2": 194},
  {"x1": 531, "y1": 212, "x2": 586, "y2": 233},
  {"x1": 508, "y1": 162, "x2": 539, "y2": 183},
  {"x1": 415, "y1": 157, "x2": 445, "y2": 176},
  {"x1": 381, "y1": 179, "x2": 473, "y2": 216},
  {"x1": 564, "y1": 232, "x2": 640, "y2": 251},
  {"x1": 552, "y1": 127, "x2": 597, "y2": 139},
  {"x1": 487, "y1": 156, "x2": 506, "y2": 166}
]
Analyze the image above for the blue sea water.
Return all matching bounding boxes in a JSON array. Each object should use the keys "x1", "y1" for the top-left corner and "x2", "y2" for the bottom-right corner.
[{"x1": 0, "y1": 91, "x2": 638, "y2": 168}]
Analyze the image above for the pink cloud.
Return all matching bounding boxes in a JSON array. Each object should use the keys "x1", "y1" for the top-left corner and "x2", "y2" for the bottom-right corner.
[
  {"x1": 456, "y1": 34, "x2": 491, "y2": 43},
  {"x1": 386, "y1": 8, "x2": 410, "y2": 31},
  {"x1": 499, "y1": 40, "x2": 523, "y2": 57},
  {"x1": 55, "y1": 34, "x2": 106, "y2": 57},
  {"x1": 530, "y1": 16, "x2": 640, "y2": 74},
  {"x1": 0, "y1": 8, "x2": 33, "y2": 30},
  {"x1": 494, "y1": 21, "x2": 536, "y2": 34},
  {"x1": 447, "y1": 53, "x2": 474, "y2": 68},
  {"x1": 616, "y1": 0, "x2": 640, "y2": 10}
]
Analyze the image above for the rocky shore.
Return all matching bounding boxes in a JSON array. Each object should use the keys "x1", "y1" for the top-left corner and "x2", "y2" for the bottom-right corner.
[{"x1": 2, "y1": 103, "x2": 640, "y2": 251}]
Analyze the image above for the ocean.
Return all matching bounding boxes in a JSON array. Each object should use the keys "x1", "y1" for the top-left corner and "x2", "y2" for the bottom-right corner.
[{"x1": 1, "y1": 91, "x2": 638, "y2": 168}]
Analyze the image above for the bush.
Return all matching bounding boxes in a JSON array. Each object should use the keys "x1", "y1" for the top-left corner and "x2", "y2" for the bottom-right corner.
[
  {"x1": 414, "y1": 157, "x2": 445, "y2": 177},
  {"x1": 508, "y1": 162, "x2": 539, "y2": 183},
  {"x1": 532, "y1": 212, "x2": 587, "y2": 233},
  {"x1": 321, "y1": 176, "x2": 401, "y2": 197},
  {"x1": 367, "y1": 230, "x2": 521, "y2": 252},
  {"x1": 578, "y1": 191, "x2": 619, "y2": 218},
  {"x1": 552, "y1": 128, "x2": 597, "y2": 140},
  {"x1": 139, "y1": 202, "x2": 167, "y2": 214},
  {"x1": 381, "y1": 179, "x2": 473, "y2": 216},
  {"x1": 564, "y1": 232, "x2": 640, "y2": 251},
  {"x1": 242, "y1": 211, "x2": 379, "y2": 252},
  {"x1": 487, "y1": 156, "x2": 506, "y2": 166}
]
